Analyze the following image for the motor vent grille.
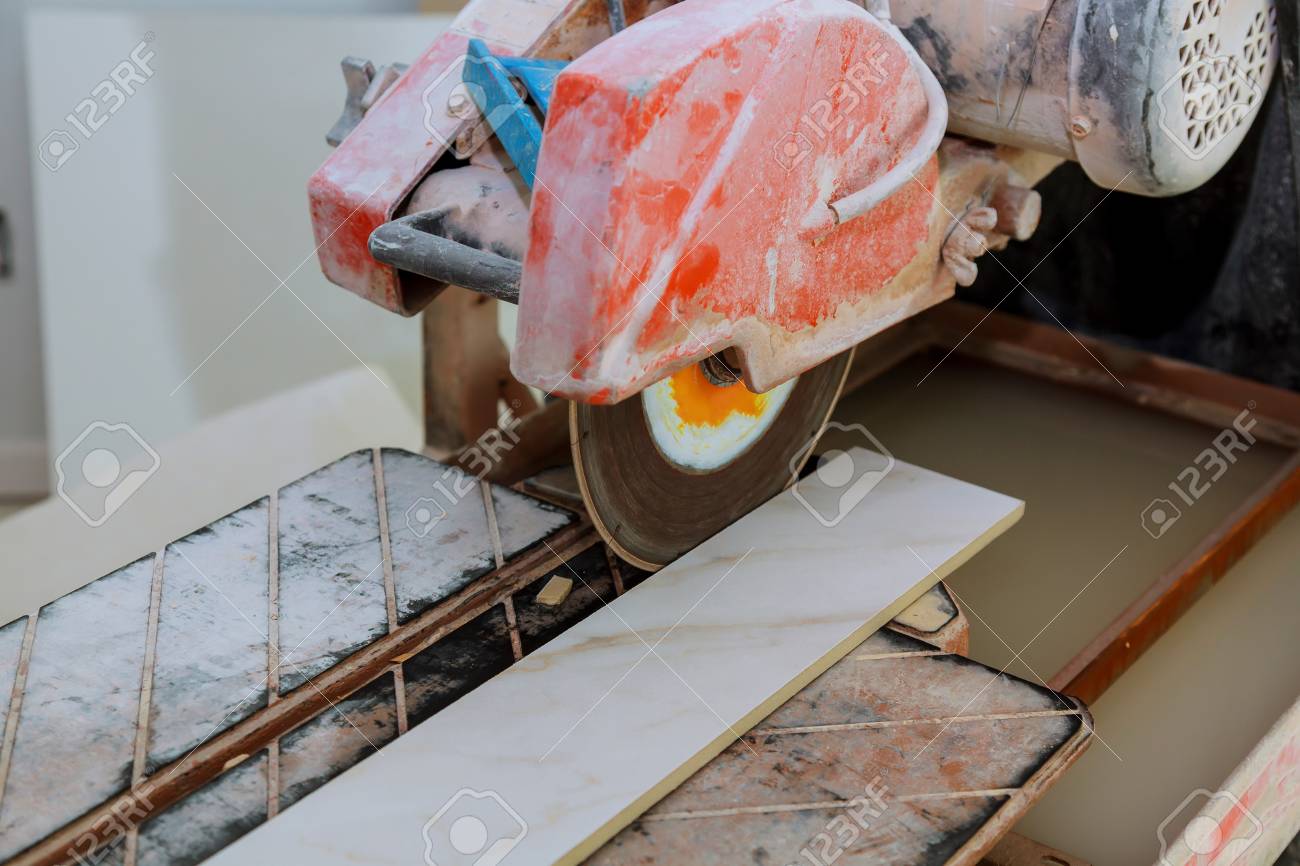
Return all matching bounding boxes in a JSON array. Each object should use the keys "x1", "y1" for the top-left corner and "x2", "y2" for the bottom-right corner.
[{"x1": 1173, "y1": 0, "x2": 1278, "y2": 157}]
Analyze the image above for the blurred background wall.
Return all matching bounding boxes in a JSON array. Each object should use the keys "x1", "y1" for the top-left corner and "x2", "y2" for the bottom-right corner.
[{"x1": 0, "y1": 0, "x2": 465, "y2": 502}]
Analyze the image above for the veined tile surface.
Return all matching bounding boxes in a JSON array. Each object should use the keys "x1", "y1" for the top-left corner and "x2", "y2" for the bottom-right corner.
[{"x1": 207, "y1": 450, "x2": 1024, "y2": 866}]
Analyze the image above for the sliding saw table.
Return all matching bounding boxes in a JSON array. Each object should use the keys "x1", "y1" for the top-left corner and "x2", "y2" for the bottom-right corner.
[{"x1": 0, "y1": 446, "x2": 1089, "y2": 866}]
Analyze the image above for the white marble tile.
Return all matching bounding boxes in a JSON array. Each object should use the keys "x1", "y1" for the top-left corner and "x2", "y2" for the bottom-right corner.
[{"x1": 208, "y1": 450, "x2": 1022, "y2": 866}]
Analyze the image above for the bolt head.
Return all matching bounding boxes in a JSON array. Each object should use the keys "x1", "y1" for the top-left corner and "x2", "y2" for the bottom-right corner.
[
  {"x1": 1070, "y1": 115, "x2": 1093, "y2": 138},
  {"x1": 447, "y1": 91, "x2": 472, "y2": 118}
]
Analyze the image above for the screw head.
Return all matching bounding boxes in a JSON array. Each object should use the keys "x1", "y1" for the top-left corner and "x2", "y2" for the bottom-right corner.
[{"x1": 1070, "y1": 115, "x2": 1094, "y2": 138}]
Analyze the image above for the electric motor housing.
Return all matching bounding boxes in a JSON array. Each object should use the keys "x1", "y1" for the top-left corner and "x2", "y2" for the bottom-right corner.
[{"x1": 891, "y1": 0, "x2": 1280, "y2": 196}]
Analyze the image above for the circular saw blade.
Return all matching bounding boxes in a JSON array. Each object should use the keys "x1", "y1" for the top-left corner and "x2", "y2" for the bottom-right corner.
[{"x1": 571, "y1": 350, "x2": 853, "y2": 570}]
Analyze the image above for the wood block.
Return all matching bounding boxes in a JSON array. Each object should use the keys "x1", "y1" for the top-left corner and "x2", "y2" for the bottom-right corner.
[
  {"x1": 208, "y1": 450, "x2": 1022, "y2": 866},
  {"x1": 535, "y1": 576, "x2": 574, "y2": 607}
]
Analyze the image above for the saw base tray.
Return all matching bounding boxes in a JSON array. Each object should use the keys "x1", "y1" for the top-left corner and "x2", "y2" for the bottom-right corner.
[{"x1": 0, "y1": 448, "x2": 1086, "y2": 866}]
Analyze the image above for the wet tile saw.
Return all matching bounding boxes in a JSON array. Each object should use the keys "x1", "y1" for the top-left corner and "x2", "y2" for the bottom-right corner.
[{"x1": 311, "y1": 0, "x2": 1278, "y2": 569}]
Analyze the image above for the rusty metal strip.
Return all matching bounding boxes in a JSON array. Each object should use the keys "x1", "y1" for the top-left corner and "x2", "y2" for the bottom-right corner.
[
  {"x1": 133, "y1": 552, "x2": 166, "y2": 781},
  {"x1": 0, "y1": 613, "x2": 38, "y2": 814},
  {"x1": 123, "y1": 550, "x2": 167, "y2": 866},
  {"x1": 1052, "y1": 451, "x2": 1300, "y2": 703},
  {"x1": 371, "y1": 450, "x2": 409, "y2": 737},
  {"x1": 9, "y1": 520, "x2": 600, "y2": 866},
  {"x1": 501, "y1": 598, "x2": 524, "y2": 662},
  {"x1": 266, "y1": 491, "x2": 282, "y2": 819},
  {"x1": 482, "y1": 480, "x2": 525, "y2": 661},
  {"x1": 983, "y1": 832, "x2": 1092, "y2": 866},
  {"x1": 482, "y1": 480, "x2": 506, "y2": 570},
  {"x1": 372, "y1": 450, "x2": 399, "y2": 640},
  {"x1": 922, "y1": 301, "x2": 1300, "y2": 448},
  {"x1": 604, "y1": 545, "x2": 627, "y2": 596}
]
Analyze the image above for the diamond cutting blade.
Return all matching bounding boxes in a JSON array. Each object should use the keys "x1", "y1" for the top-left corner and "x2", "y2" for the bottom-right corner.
[{"x1": 571, "y1": 350, "x2": 853, "y2": 570}]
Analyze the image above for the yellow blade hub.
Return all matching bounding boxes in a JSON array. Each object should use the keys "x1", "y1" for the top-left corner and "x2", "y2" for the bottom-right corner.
[{"x1": 641, "y1": 362, "x2": 796, "y2": 472}]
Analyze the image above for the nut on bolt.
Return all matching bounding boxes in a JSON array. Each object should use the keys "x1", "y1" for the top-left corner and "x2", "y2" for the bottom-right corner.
[
  {"x1": 990, "y1": 185, "x2": 1042, "y2": 242},
  {"x1": 1069, "y1": 115, "x2": 1094, "y2": 139},
  {"x1": 447, "y1": 91, "x2": 473, "y2": 118}
]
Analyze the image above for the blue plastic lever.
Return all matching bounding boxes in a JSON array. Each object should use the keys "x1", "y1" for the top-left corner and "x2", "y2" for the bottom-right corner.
[{"x1": 462, "y1": 38, "x2": 568, "y2": 188}]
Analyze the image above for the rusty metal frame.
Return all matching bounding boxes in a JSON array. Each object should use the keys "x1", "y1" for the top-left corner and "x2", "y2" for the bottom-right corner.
[{"x1": 847, "y1": 300, "x2": 1300, "y2": 706}]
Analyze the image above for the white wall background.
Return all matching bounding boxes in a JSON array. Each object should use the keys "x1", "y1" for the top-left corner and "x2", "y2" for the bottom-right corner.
[
  {"x1": 2, "y1": 0, "x2": 448, "y2": 494},
  {"x1": 0, "y1": 0, "x2": 51, "y2": 494}
]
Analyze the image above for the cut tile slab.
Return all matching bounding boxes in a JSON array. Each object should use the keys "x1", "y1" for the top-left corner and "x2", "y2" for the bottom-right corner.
[{"x1": 208, "y1": 449, "x2": 1022, "y2": 866}]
